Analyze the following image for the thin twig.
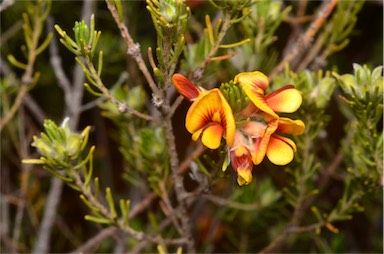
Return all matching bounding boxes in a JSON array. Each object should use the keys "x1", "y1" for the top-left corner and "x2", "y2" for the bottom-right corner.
[
  {"x1": 129, "y1": 192, "x2": 157, "y2": 219},
  {"x1": 105, "y1": 0, "x2": 162, "y2": 102},
  {"x1": 162, "y1": 112, "x2": 196, "y2": 252},
  {"x1": 23, "y1": 94, "x2": 46, "y2": 124},
  {"x1": 0, "y1": 20, "x2": 22, "y2": 45},
  {"x1": 47, "y1": 17, "x2": 73, "y2": 109},
  {"x1": 159, "y1": 182, "x2": 183, "y2": 234},
  {"x1": 32, "y1": 178, "x2": 64, "y2": 254},
  {"x1": 70, "y1": 168, "x2": 187, "y2": 246},
  {"x1": 203, "y1": 194, "x2": 262, "y2": 211},
  {"x1": 33, "y1": 3, "x2": 95, "y2": 253},
  {"x1": 270, "y1": 0, "x2": 338, "y2": 77},
  {"x1": 0, "y1": 84, "x2": 30, "y2": 133},
  {"x1": 0, "y1": 0, "x2": 47, "y2": 132},
  {"x1": 178, "y1": 143, "x2": 206, "y2": 174},
  {"x1": 190, "y1": 11, "x2": 232, "y2": 83},
  {"x1": 69, "y1": 227, "x2": 118, "y2": 254},
  {"x1": 0, "y1": 0, "x2": 15, "y2": 12},
  {"x1": 84, "y1": 56, "x2": 158, "y2": 122},
  {"x1": 11, "y1": 108, "x2": 35, "y2": 254},
  {"x1": 319, "y1": 151, "x2": 344, "y2": 192}
]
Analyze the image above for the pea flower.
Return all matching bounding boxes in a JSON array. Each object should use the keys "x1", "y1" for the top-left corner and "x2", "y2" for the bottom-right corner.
[
  {"x1": 241, "y1": 117, "x2": 305, "y2": 166},
  {"x1": 234, "y1": 71, "x2": 303, "y2": 119},
  {"x1": 173, "y1": 71, "x2": 306, "y2": 186},
  {"x1": 172, "y1": 74, "x2": 236, "y2": 149},
  {"x1": 229, "y1": 130, "x2": 254, "y2": 185}
]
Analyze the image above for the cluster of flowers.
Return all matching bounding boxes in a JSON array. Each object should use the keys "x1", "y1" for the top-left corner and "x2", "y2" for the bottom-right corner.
[{"x1": 172, "y1": 71, "x2": 305, "y2": 185}]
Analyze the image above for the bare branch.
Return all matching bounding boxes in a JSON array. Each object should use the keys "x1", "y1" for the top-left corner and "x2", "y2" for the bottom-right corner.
[
  {"x1": 69, "y1": 227, "x2": 118, "y2": 254},
  {"x1": 105, "y1": 0, "x2": 162, "y2": 103},
  {"x1": 0, "y1": 0, "x2": 15, "y2": 12},
  {"x1": 203, "y1": 194, "x2": 262, "y2": 211},
  {"x1": 32, "y1": 178, "x2": 64, "y2": 254},
  {"x1": 270, "y1": 0, "x2": 338, "y2": 77}
]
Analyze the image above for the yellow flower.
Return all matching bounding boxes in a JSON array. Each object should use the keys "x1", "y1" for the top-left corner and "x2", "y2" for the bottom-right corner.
[
  {"x1": 229, "y1": 130, "x2": 254, "y2": 186},
  {"x1": 242, "y1": 117, "x2": 305, "y2": 165},
  {"x1": 172, "y1": 74, "x2": 236, "y2": 149},
  {"x1": 235, "y1": 71, "x2": 302, "y2": 119}
]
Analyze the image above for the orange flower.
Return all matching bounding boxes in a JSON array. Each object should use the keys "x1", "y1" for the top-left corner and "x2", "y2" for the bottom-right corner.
[
  {"x1": 234, "y1": 72, "x2": 302, "y2": 119},
  {"x1": 242, "y1": 117, "x2": 305, "y2": 165},
  {"x1": 229, "y1": 131, "x2": 254, "y2": 185},
  {"x1": 172, "y1": 74, "x2": 236, "y2": 149}
]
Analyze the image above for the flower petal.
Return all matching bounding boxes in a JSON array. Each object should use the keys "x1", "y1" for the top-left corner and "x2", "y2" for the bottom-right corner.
[
  {"x1": 230, "y1": 142, "x2": 253, "y2": 186},
  {"x1": 201, "y1": 123, "x2": 223, "y2": 149},
  {"x1": 186, "y1": 89, "x2": 235, "y2": 147},
  {"x1": 191, "y1": 128, "x2": 203, "y2": 141},
  {"x1": 265, "y1": 85, "x2": 302, "y2": 113},
  {"x1": 277, "y1": 118, "x2": 305, "y2": 135},
  {"x1": 234, "y1": 71, "x2": 269, "y2": 92},
  {"x1": 217, "y1": 91, "x2": 236, "y2": 146},
  {"x1": 236, "y1": 166, "x2": 253, "y2": 186},
  {"x1": 266, "y1": 134, "x2": 296, "y2": 165},
  {"x1": 251, "y1": 119, "x2": 279, "y2": 165},
  {"x1": 172, "y1": 73, "x2": 201, "y2": 100},
  {"x1": 186, "y1": 89, "x2": 222, "y2": 133}
]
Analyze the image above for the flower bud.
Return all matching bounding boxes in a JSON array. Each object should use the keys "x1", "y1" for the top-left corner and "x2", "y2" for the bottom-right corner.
[{"x1": 160, "y1": 0, "x2": 180, "y2": 23}]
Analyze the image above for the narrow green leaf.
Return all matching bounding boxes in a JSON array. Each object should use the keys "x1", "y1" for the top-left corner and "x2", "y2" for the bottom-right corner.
[
  {"x1": 7, "y1": 55, "x2": 27, "y2": 70},
  {"x1": 97, "y1": 51, "x2": 103, "y2": 77},
  {"x1": 35, "y1": 33, "x2": 53, "y2": 55},
  {"x1": 84, "y1": 83, "x2": 103, "y2": 97},
  {"x1": 105, "y1": 187, "x2": 117, "y2": 219},
  {"x1": 84, "y1": 215, "x2": 112, "y2": 224}
]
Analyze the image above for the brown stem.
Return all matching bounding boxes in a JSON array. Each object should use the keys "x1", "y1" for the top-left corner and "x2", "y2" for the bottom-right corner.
[
  {"x1": 203, "y1": 194, "x2": 262, "y2": 211},
  {"x1": 105, "y1": 0, "x2": 162, "y2": 103},
  {"x1": 178, "y1": 143, "x2": 206, "y2": 174},
  {"x1": 162, "y1": 110, "x2": 196, "y2": 252},
  {"x1": 69, "y1": 227, "x2": 117, "y2": 254},
  {"x1": 70, "y1": 167, "x2": 186, "y2": 246},
  {"x1": 84, "y1": 56, "x2": 158, "y2": 122},
  {"x1": 270, "y1": 0, "x2": 338, "y2": 77}
]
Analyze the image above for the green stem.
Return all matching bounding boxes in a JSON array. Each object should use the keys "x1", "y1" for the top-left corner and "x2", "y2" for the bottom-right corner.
[{"x1": 0, "y1": 9, "x2": 43, "y2": 132}]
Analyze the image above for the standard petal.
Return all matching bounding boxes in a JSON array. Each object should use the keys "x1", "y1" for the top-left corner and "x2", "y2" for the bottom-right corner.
[
  {"x1": 265, "y1": 85, "x2": 302, "y2": 113},
  {"x1": 234, "y1": 71, "x2": 269, "y2": 92},
  {"x1": 172, "y1": 73, "x2": 201, "y2": 100},
  {"x1": 218, "y1": 91, "x2": 236, "y2": 146},
  {"x1": 186, "y1": 89, "x2": 235, "y2": 147},
  {"x1": 186, "y1": 89, "x2": 223, "y2": 133},
  {"x1": 266, "y1": 134, "x2": 296, "y2": 165},
  {"x1": 277, "y1": 118, "x2": 305, "y2": 135},
  {"x1": 201, "y1": 124, "x2": 224, "y2": 149}
]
